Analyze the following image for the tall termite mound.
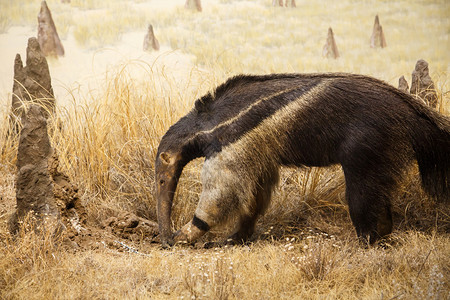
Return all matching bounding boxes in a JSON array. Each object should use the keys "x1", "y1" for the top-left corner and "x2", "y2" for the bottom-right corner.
[
  {"x1": 9, "y1": 38, "x2": 85, "y2": 241},
  {"x1": 322, "y1": 27, "x2": 339, "y2": 59},
  {"x1": 38, "y1": 1, "x2": 65, "y2": 57},
  {"x1": 370, "y1": 15, "x2": 387, "y2": 48}
]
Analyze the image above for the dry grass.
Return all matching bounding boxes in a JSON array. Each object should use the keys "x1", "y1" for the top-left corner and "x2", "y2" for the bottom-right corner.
[
  {"x1": 1, "y1": 223, "x2": 448, "y2": 299},
  {"x1": 0, "y1": 0, "x2": 449, "y2": 299}
]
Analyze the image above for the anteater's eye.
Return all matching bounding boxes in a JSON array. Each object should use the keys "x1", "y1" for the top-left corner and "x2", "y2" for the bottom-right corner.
[{"x1": 159, "y1": 179, "x2": 165, "y2": 185}]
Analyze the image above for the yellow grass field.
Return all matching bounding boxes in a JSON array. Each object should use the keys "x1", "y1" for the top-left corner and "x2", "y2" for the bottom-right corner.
[{"x1": 0, "y1": 0, "x2": 449, "y2": 298}]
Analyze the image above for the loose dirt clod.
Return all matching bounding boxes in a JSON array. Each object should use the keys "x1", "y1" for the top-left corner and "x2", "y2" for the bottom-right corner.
[
  {"x1": 37, "y1": 1, "x2": 65, "y2": 57},
  {"x1": 322, "y1": 27, "x2": 339, "y2": 59},
  {"x1": 103, "y1": 211, "x2": 159, "y2": 242},
  {"x1": 410, "y1": 59, "x2": 438, "y2": 108},
  {"x1": 143, "y1": 24, "x2": 160, "y2": 51},
  {"x1": 49, "y1": 151, "x2": 87, "y2": 237},
  {"x1": 370, "y1": 15, "x2": 387, "y2": 48}
]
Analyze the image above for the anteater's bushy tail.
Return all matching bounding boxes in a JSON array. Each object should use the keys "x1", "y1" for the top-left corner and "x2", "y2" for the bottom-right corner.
[{"x1": 411, "y1": 109, "x2": 450, "y2": 202}]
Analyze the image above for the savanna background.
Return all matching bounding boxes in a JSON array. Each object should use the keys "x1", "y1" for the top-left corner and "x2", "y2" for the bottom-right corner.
[{"x1": 0, "y1": 0, "x2": 449, "y2": 299}]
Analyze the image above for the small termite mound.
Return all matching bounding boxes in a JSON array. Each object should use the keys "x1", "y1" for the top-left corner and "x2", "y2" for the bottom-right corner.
[
  {"x1": 38, "y1": 1, "x2": 65, "y2": 57},
  {"x1": 272, "y1": 0, "x2": 283, "y2": 6},
  {"x1": 185, "y1": 0, "x2": 202, "y2": 12},
  {"x1": 410, "y1": 59, "x2": 438, "y2": 108},
  {"x1": 285, "y1": 0, "x2": 296, "y2": 7},
  {"x1": 143, "y1": 24, "x2": 160, "y2": 51},
  {"x1": 370, "y1": 15, "x2": 387, "y2": 48},
  {"x1": 322, "y1": 27, "x2": 339, "y2": 59},
  {"x1": 398, "y1": 76, "x2": 409, "y2": 93}
]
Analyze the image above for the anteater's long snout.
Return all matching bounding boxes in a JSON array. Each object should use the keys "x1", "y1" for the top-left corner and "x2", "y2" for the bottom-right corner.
[
  {"x1": 156, "y1": 174, "x2": 180, "y2": 248},
  {"x1": 155, "y1": 151, "x2": 183, "y2": 248}
]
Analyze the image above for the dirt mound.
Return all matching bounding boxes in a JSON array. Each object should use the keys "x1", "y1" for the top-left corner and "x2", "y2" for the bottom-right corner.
[{"x1": 48, "y1": 151, "x2": 88, "y2": 240}]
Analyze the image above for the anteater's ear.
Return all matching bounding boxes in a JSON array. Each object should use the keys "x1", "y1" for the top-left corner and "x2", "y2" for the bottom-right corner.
[{"x1": 159, "y1": 152, "x2": 171, "y2": 165}]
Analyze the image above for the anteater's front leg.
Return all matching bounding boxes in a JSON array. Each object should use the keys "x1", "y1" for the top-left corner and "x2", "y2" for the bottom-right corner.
[
  {"x1": 173, "y1": 215, "x2": 210, "y2": 244},
  {"x1": 172, "y1": 182, "x2": 231, "y2": 245},
  {"x1": 226, "y1": 172, "x2": 278, "y2": 244}
]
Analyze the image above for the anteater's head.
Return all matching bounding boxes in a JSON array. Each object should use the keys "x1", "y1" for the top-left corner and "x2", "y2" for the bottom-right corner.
[{"x1": 155, "y1": 110, "x2": 205, "y2": 248}]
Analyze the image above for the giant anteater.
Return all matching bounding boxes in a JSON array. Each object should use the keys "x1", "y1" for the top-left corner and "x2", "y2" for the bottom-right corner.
[{"x1": 155, "y1": 73, "x2": 449, "y2": 247}]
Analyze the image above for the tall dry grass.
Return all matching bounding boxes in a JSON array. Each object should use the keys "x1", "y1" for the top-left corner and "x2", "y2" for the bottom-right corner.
[{"x1": 0, "y1": 0, "x2": 449, "y2": 298}]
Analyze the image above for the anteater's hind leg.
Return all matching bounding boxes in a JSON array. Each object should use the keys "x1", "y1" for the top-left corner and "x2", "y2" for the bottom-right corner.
[
  {"x1": 341, "y1": 161, "x2": 401, "y2": 245},
  {"x1": 339, "y1": 128, "x2": 414, "y2": 244}
]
